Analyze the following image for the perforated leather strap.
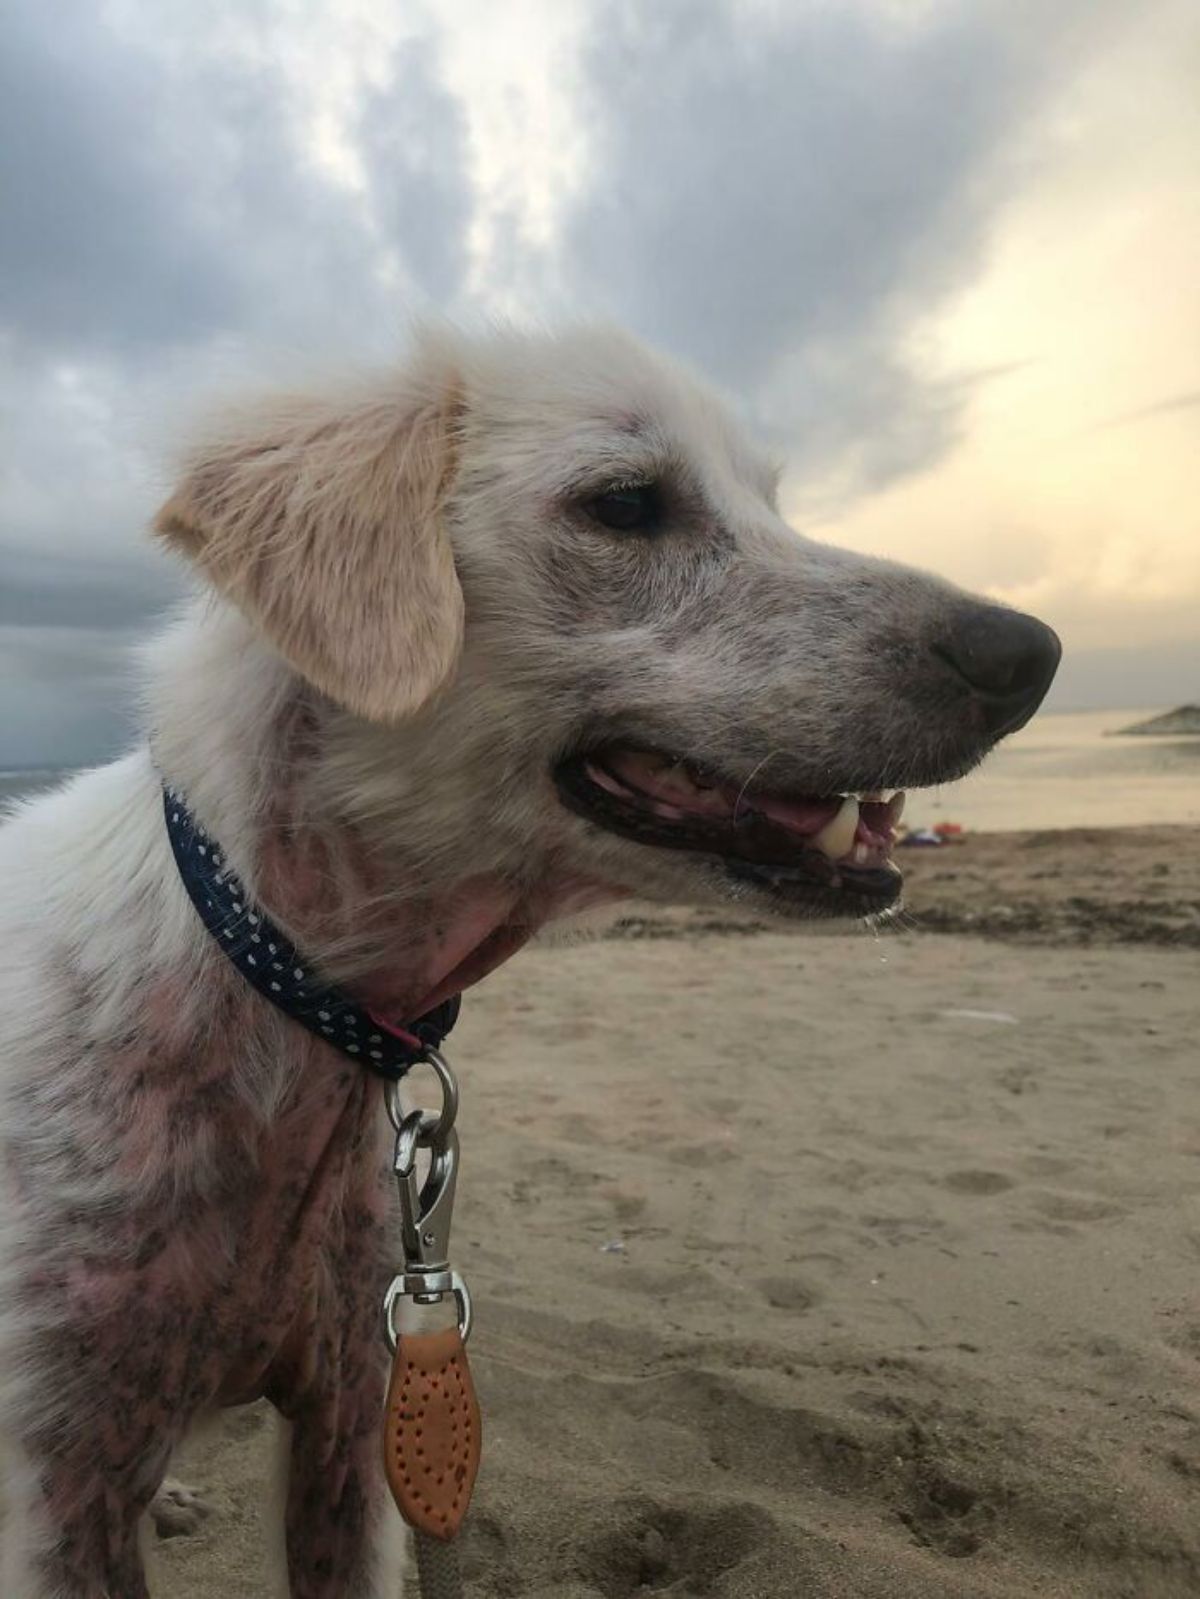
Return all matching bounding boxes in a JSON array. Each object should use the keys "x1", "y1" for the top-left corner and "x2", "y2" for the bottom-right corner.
[{"x1": 383, "y1": 1326, "x2": 481, "y2": 1542}]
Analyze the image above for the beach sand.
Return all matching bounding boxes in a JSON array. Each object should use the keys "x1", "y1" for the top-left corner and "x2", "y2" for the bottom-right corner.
[{"x1": 153, "y1": 826, "x2": 1200, "y2": 1598}]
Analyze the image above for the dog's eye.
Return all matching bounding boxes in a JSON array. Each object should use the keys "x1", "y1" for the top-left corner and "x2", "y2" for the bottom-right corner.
[{"x1": 586, "y1": 484, "x2": 660, "y2": 533}]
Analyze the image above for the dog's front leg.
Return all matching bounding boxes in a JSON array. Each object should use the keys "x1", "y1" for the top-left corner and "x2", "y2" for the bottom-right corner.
[
  {"x1": 0, "y1": 1438, "x2": 159, "y2": 1599},
  {"x1": 280, "y1": 1385, "x2": 404, "y2": 1599}
]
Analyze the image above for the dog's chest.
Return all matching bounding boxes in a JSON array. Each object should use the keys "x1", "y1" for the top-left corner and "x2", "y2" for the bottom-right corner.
[
  {"x1": 210, "y1": 1052, "x2": 397, "y2": 1408},
  {"x1": 17, "y1": 1034, "x2": 396, "y2": 1427}
]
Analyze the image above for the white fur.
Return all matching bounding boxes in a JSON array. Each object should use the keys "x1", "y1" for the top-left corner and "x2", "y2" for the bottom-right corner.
[{"x1": 0, "y1": 323, "x2": 1022, "y2": 1596}]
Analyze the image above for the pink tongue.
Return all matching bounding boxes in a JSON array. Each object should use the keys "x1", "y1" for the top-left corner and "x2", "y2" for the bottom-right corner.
[
  {"x1": 606, "y1": 751, "x2": 843, "y2": 835},
  {"x1": 605, "y1": 752, "x2": 732, "y2": 818}
]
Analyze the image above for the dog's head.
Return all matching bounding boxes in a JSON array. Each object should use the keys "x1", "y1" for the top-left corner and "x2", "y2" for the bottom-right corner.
[{"x1": 157, "y1": 325, "x2": 1059, "y2": 922}]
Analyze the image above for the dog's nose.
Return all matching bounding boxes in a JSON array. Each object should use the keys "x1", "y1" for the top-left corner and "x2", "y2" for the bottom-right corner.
[{"x1": 934, "y1": 604, "x2": 1061, "y2": 735}]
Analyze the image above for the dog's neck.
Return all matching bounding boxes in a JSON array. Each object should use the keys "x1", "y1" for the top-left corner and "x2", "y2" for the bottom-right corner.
[{"x1": 147, "y1": 601, "x2": 618, "y2": 1018}]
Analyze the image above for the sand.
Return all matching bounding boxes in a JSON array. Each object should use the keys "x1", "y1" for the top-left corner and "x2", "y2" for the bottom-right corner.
[{"x1": 154, "y1": 827, "x2": 1200, "y2": 1598}]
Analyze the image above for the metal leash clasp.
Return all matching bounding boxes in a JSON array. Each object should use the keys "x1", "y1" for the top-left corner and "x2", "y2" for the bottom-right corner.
[{"x1": 381, "y1": 1047, "x2": 472, "y2": 1352}]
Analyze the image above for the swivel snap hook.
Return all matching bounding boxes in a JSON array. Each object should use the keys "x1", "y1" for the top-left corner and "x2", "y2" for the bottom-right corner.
[{"x1": 381, "y1": 1047, "x2": 472, "y2": 1351}]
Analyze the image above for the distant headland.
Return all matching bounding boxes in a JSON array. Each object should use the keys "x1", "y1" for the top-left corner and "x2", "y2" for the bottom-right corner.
[{"x1": 1114, "y1": 705, "x2": 1200, "y2": 737}]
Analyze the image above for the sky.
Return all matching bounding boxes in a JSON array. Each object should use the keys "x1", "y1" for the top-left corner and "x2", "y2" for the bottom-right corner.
[{"x1": 2, "y1": 0, "x2": 1197, "y2": 767}]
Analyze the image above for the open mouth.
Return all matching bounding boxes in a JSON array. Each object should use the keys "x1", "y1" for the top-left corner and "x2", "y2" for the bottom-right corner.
[{"x1": 555, "y1": 746, "x2": 908, "y2": 915}]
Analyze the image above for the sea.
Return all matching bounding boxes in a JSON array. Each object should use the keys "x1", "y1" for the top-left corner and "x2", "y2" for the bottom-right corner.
[
  {"x1": 1, "y1": 709, "x2": 1198, "y2": 833},
  {"x1": 910, "y1": 708, "x2": 1200, "y2": 833}
]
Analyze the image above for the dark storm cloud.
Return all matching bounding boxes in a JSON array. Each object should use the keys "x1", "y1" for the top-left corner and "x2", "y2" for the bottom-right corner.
[
  {"x1": 0, "y1": 626, "x2": 142, "y2": 770},
  {"x1": 0, "y1": 2, "x2": 473, "y2": 764},
  {"x1": 555, "y1": 0, "x2": 1109, "y2": 493},
  {"x1": 0, "y1": 545, "x2": 182, "y2": 631},
  {"x1": 0, "y1": 3, "x2": 245, "y2": 353},
  {"x1": 358, "y1": 36, "x2": 473, "y2": 302},
  {"x1": 0, "y1": 0, "x2": 1143, "y2": 767},
  {"x1": 562, "y1": 3, "x2": 1007, "y2": 384},
  {"x1": 0, "y1": 3, "x2": 471, "y2": 358}
]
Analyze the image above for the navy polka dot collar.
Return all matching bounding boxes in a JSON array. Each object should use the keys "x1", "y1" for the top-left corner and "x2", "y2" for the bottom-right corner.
[{"x1": 163, "y1": 788, "x2": 459, "y2": 1080}]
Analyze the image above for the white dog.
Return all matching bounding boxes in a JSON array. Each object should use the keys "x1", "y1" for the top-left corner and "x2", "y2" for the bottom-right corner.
[{"x1": 0, "y1": 324, "x2": 1059, "y2": 1596}]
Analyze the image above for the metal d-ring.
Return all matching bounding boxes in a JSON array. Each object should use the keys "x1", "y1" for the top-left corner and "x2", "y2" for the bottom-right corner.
[
  {"x1": 382, "y1": 1268, "x2": 473, "y2": 1353},
  {"x1": 385, "y1": 1046, "x2": 459, "y2": 1147}
]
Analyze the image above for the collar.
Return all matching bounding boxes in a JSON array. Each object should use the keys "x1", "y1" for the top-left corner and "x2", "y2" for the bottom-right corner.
[{"x1": 163, "y1": 787, "x2": 459, "y2": 1080}]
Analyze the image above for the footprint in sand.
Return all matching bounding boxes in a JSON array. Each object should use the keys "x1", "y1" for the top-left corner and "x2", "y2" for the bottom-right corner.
[
  {"x1": 758, "y1": 1275, "x2": 823, "y2": 1312},
  {"x1": 897, "y1": 1469, "x2": 994, "y2": 1560},
  {"x1": 1030, "y1": 1191, "x2": 1125, "y2": 1223},
  {"x1": 579, "y1": 1497, "x2": 776, "y2": 1597},
  {"x1": 941, "y1": 1170, "x2": 1015, "y2": 1196},
  {"x1": 598, "y1": 1183, "x2": 649, "y2": 1224}
]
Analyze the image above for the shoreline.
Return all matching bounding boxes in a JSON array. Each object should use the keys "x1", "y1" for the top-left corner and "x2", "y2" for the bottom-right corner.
[{"x1": 601, "y1": 824, "x2": 1200, "y2": 950}]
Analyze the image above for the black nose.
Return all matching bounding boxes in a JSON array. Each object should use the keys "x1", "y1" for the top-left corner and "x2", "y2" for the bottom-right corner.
[{"x1": 934, "y1": 604, "x2": 1062, "y2": 735}]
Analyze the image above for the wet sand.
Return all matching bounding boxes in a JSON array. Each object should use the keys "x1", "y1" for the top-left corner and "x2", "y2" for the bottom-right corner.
[{"x1": 155, "y1": 826, "x2": 1200, "y2": 1597}]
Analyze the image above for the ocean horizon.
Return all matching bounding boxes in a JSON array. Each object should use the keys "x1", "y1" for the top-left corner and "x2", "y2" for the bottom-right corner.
[{"x1": 4, "y1": 706, "x2": 1198, "y2": 832}]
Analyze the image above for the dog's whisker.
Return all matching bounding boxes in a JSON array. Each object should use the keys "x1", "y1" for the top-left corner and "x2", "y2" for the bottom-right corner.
[{"x1": 731, "y1": 750, "x2": 783, "y2": 822}]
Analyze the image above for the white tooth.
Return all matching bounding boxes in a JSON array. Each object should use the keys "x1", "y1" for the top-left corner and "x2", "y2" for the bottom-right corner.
[
  {"x1": 852, "y1": 843, "x2": 871, "y2": 866},
  {"x1": 887, "y1": 791, "x2": 907, "y2": 824},
  {"x1": 812, "y1": 795, "x2": 859, "y2": 860}
]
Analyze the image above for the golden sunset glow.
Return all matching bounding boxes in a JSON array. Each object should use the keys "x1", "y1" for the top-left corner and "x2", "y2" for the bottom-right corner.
[{"x1": 805, "y1": 1, "x2": 1199, "y2": 684}]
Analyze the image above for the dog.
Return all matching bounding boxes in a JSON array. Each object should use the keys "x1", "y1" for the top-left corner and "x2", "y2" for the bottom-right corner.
[{"x1": 0, "y1": 323, "x2": 1060, "y2": 1596}]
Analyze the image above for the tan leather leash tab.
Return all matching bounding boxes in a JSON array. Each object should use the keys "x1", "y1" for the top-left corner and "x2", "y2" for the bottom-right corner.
[
  {"x1": 380, "y1": 1052, "x2": 480, "y2": 1550},
  {"x1": 384, "y1": 1325, "x2": 482, "y2": 1541}
]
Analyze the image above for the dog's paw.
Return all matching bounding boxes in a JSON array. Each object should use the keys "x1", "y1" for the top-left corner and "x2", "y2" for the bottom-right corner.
[{"x1": 150, "y1": 1477, "x2": 214, "y2": 1538}]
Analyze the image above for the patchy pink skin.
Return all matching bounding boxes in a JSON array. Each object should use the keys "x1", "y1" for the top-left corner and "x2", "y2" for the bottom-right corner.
[
  {"x1": 258, "y1": 810, "x2": 619, "y2": 1022},
  {"x1": 356, "y1": 875, "x2": 623, "y2": 1023},
  {"x1": 13, "y1": 973, "x2": 396, "y2": 1593},
  {"x1": 6, "y1": 819, "x2": 624, "y2": 1596}
]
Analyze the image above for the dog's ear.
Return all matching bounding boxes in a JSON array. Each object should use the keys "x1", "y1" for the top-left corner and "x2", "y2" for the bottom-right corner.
[{"x1": 155, "y1": 370, "x2": 465, "y2": 723}]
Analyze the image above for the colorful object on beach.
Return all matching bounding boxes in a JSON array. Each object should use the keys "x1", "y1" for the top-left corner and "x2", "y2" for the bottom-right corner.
[
  {"x1": 897, "y1": 827, "x2": 943, "y2": 848},
  {"x1": 895, "y1": 818, "x2": 966, "y2": 847}
]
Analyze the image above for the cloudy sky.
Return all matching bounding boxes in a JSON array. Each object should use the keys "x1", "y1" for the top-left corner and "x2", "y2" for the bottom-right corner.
[{"x1": 2, "y1": 0, "x2": 1197, "y2": 767}]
